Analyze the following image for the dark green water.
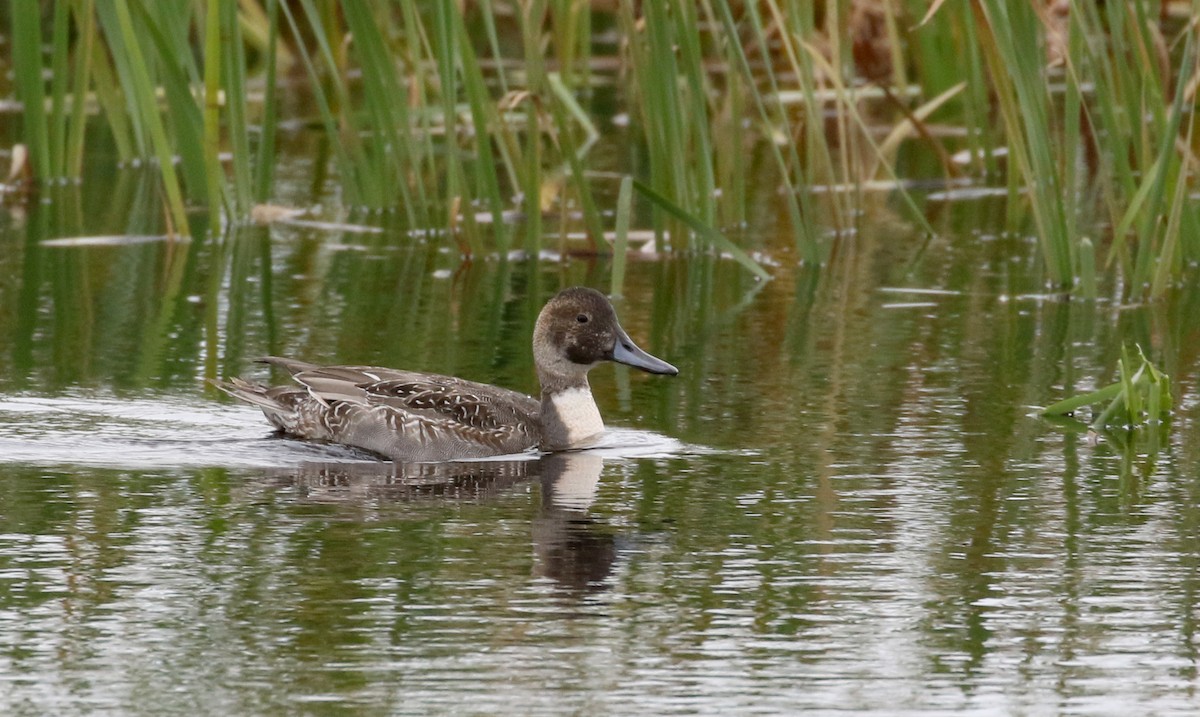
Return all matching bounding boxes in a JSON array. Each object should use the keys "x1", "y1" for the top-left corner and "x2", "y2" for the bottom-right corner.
[{"x1": 2, "y1": 176, "x2": 1200, "y2": 715}]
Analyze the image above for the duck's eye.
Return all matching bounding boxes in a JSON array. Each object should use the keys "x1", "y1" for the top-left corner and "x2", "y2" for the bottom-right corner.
[{"x1": 576, "y1": 314, "x2": 589, "y2": 324}]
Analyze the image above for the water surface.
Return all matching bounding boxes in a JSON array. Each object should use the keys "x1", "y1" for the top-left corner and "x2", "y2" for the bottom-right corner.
[{"x1": 3, "y1": 175, "x2": 1200, "y2": 716}]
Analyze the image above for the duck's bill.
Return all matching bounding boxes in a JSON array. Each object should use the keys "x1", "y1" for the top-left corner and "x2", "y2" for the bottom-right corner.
[{"x1": 611, "y1": 327, "x2": 679, "y2": 375}]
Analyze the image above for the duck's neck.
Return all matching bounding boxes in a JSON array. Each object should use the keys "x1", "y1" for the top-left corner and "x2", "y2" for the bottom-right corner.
[{"x1": 538, "y1": 378, "x2": 604, "y2": 451}]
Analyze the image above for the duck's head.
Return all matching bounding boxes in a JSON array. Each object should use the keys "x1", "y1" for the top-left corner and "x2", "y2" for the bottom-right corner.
[{"x1": 533, "y1": 287, "x2": 678, "y2": 390}]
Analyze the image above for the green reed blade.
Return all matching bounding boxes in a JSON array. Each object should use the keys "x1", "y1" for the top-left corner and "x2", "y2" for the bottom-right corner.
[
  {"x1": 975, "y1": 1, "x2": 1072, "y2": 286},
  {"x1": 1133, "y1": 33, "x2": 1194, "y2": 296},
  {"x1": 1091, "y1": 391, "x2": 1126, "y2": 431},
  {"x1": 1151, "y1": 143, "x2": 1190, "y2": 298},
  {"x1": 800, "y1": 42, "x2": 938, "y2": 241},
  {"x1": 66, "y1": 0, "x2": 97, "y2": 177},
  {"x1": 12, "y1": 0, "x2": 50, "y2": 180},
  {"x1": 672, "y1": 0, "x2": 715, "y2": 227},
  {"x1": 478, "y1": 0, "x2": 511, "y2": 95},
  {"x1": 548, "y1": 73, "x2": 603, "y2": 250},
  {"x1": 129, "y1": 0, "x2": 211, "y2": 210},
  {"x1": 280, "y1": 0, "x2": 363, "y2": 206},
  {"x1": 611, "y1": 175, "x2": 633, "y2": 297},
  {"x1": 221, "y1": 0, "x2": 253, "y2": 215},
  {"x1": 1118, "y1": 346, "x2": 1138, "y2": 421},
  {"x1": 716, "y1": 0, "x2": 820, "y2": 262},
  {"x1": 253, "y1": 0, "x2": 280, "y2": 204},
  {"x1": 633, "y1": 179, "x2": 769, "y2": 281},
  {"x1": 451, "y1": 5, "x2": 510, "y2": 251},
  {"x1": 432, "y1": 2, "x2": 479, "y2": 255},
  {"x1": 48, "y1": 0, "x2": 72, "y2": 178},
  {"x1": 96, "y1": 0, "x2": 190, "y2": 235},
  {"x1": 341, "y1": 2, "x2": 423, "y2": 225},
  {"x1": 1077, "y1": 237, "x2": 1096, "y2": 299},
  {"x1": 621, "y1": 0, "x2": 677, "y2": 246},
  {"x1": 202, "y1": 0, "x2": 224, "y2": 220},
  {"x1": 523, "y1": 99, "x2": 543, "y2": 254},
  {"x1": 1041, "y1": 381, "x2": 1122, "y2": 417},
  {"x1": 88, "y1": 36, "x2": 135, "y2": 163}
]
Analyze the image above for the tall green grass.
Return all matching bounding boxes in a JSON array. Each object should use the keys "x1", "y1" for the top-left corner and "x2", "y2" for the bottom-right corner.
[
  {"x1": 7, "y1": 1, "x2": 1199, "y2": 293},
  {"x1": 965, "y1": 0, "x2": 1200, "y2": 296}
]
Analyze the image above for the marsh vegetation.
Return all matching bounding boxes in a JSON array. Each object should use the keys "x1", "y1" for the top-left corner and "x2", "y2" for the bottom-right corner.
[
  {"x1": 4, "y1": 4, "x2": 1200, "y2": 714},
  {"x1": 5, "y1": 0, "x2": 1200, "y2": 296}
]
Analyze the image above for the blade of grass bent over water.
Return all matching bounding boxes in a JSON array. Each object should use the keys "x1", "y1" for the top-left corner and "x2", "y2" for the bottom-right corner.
[{"x1": 633, "y1": 179, "x2": 769, "y2": 281}]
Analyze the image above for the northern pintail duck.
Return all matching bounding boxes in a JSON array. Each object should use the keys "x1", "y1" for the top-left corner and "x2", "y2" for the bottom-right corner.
[{"x1": 214, "y1": 287, "x2": 678, "y2": 461}]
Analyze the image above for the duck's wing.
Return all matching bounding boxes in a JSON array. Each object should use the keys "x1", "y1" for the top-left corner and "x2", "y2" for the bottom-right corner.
[
  {"x1": 278, "y1": 363, "x2": 539, "y2": 431},
  {"x1": 360, "y1": 375, "x2": 540, "y2": 431}
]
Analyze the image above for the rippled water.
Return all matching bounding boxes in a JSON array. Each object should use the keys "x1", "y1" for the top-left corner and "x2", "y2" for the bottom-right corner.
[{"x1": 4, "y1": 181, "x2": 1200, "y2": 714}]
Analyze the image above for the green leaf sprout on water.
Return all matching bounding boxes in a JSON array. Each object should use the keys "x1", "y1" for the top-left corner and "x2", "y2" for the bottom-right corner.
[{"x1": 1041, "y1": 345, "x2": 1172, "y2": 431}]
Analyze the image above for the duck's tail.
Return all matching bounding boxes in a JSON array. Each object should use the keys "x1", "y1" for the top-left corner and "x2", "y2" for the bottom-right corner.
[{"x1": 209, "y1": 377, "x2": 307, "y2": 434}]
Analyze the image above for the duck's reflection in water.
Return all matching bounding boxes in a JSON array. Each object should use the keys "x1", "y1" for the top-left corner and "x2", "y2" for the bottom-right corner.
[
  {"x1": 532, "y1": 452, "x2": 613, "y2": 593},
  {"x1": 270, "y1": 451, "x2": 615, "y2": 593}
]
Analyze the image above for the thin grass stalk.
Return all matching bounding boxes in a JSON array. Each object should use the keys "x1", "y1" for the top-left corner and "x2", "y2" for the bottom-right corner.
[
  {"x1": 716, "y1": 0, "x2": 820, "y2": 262},
  {"x1": 975, "y1": 0, "x2": 1072, "y2": 286},
  {"x1": 1078, "y1": 236, "x2": 1097, "y2": 299},
  {"x1": 48, "y1": 0, "x2": 72, "y2": 178},
  {"x1": 88, "y1": 39, "x2": 135, "y2": 163},
  {"x1": 800, "y1": 43, "x2": 937, "y2": 239},
  {"x1": 342, "y1": 2, "x2": 421, "y2": 224},
  {"x1": 279, "y1": 0, "x2": 364, "y2": 206},
  {"x1": 130, "y1": 1, "x2": 210, "y2": 209},
  {"x1": 773, "y1": 0, "x2": 845, "y2": 243},
  {"x1": 12, "y1": 0, "x2": 50, "y2": 180},
  {"x1": 222, "y1": 0, "x2": 254, "y2": 215},
  {"x1": 1126, "y1": 1, "x2": 1169, "y2": 128},
  {"x1": 1062, "y1": 14, "x2": 1083, "y2": 257},
  {"x1": 633, "y1": 179, "x2": 769, "y2": 280},
  {"x1": 647, "y1": 0, "x2": 689, "y2": 222},
  {"x1": 66, "y1": 0, "x2": 96, "y2": 177},
  {"x1": 450, "y1": 6, "x2": 510, "y2": 251},
  {"x1": 1069, "y1": 1, "x2": 1136, "y2": 230},
  {"x1": 524, "y1": 99, "x2": 543, "y2": 253},
  {"x1": 478, "y1": 0, "x2": 511, "y2": 95},
  {"x1": 399, "y1": 1, "x2": 441, "y2": 217},
  {"x1": 1119, "y1": 345, "x2": 1141, "y2": 423},
  {"x1": 550, "y1": 0, "x2": 589, "y2": 90},
  {"x1": 1131, "y1": 37, "x2": 1193, "y2": 295},
  {"x1": 699, "y1": 0, "x2": 744, "y2": 228},
  {"x1": 340, "y1": 7, "x2": 393, "y2": 211},
  {"x1": 817, "y1": 0, "x2": 858, "y2": 219},
  {"x1": 203, "y1": 0, "x2": 225, "y2": 221},
  {"x1": 956, "y1": 4, "x2": 999, "y2": 177},
  {"x1": 719, "y1": 61, "x2": 746, "y2": 229},
  {"x1": 1057, "y1": 8, "x2": 1121, "y2": 241},
  {"x1": 638, "y1": 0, "x2": 689, "y2": 247},
  {"x1": 1002, "y1": 1, "x2": 1071, "y2": 283},
  {"x1": 1151, "y1": 151, "x2": 1190, "y2": 298},
  {"x1": 96, "y1": 0, "x2": 190, "y2": 234},
  {"x1": 518, "y1": 0, "x2": 550, "y2": 253},
  {"x1": 615, "y1": 1, "x2": 663, "y2": 249},
  {"x1": 548, "y1": 74, "x2": 604, "y2": 249},
  {"x1": 611, "y1": 175, "x2": 633, "y2": 297},
  {"x1": 672, "y1": 0, "x2": 716, "y2": 227},
  {"x1": 432, "y1": 1, "x2": 481, "y2": 255},
  {"x1": 1150, "y1": 45, "x2": 1198, "y2": 297},
  {"x1": 253, "y1": 0, "x2": 280, "y2": 204},
  {"x1": 520, "y1": 0, "x2": 548, "y2": 93},
  {"x1": 297, "y1": 0, "x2": 378, "y2": 205}
]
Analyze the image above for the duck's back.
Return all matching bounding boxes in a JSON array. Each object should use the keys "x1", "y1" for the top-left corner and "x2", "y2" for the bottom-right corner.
[{"x1": 219, "y1": 358, "x2": 540, "y2": 462}]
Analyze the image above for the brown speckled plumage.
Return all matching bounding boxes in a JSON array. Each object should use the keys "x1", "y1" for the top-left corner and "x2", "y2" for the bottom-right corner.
[{"x1": 213, "y1": 287, "x2": 677, "y2": 462}]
